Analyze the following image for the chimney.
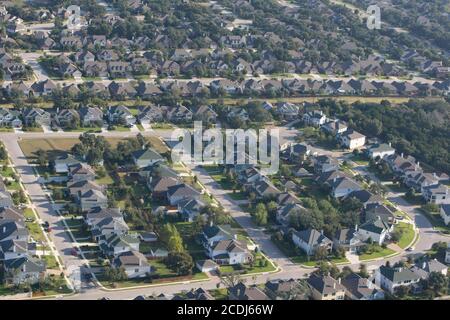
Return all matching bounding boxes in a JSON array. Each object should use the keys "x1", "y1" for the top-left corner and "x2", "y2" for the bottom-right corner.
[
  {"x1": 320, "y1": 229, "x2": 324, "y2": 235},
  {"x1": 355, "y1": 224, "x2": 358, "y2": 232},
  {"x1": 209, "y1": 220, "x2": 213, "y2": 227},
  {"x1": 333, "y1": 282, "x2": 336, "y2": 289},
  {"x1": 422, "y1": 261, "x2": 426, "y2": 269},
  {"x1": 338, "y1": 278, "x2": 341, "y2": 284},
  {"x1": 401, "y1": 153, "x2": 404, "y2": 158},
  {"x1": 388, "y1": 142, "x2": 391, "y2": 147}
]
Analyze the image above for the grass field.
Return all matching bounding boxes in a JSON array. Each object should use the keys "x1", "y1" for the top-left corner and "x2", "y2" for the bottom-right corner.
[
  {"x1": 395, "y1": 222, "x2": 415, "y2": 249},
  {"x1": 359, "y1": 247, "x2": 396, "y2": 261},
  {"x1": 18, "y1": 137, "x2": 139, "y2": 160}
]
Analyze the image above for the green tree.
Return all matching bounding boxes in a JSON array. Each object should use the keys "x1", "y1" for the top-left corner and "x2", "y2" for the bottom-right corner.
[{"x1": 165, "y1": 251, "x2": 194, "y2": 276}]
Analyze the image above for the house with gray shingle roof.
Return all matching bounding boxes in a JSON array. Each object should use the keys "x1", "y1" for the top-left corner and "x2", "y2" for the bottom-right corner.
[
  {"x1": 307, "y1": 274, "x2": 346, "y2": 300},
  {"x1": 132, "y1": 148, "x2": 165, "y2": 168},
  {"x1": 292, "y1": 228, "x2": 332, "y2": 256},
  {"x1": 3, "y1": 255, "x2": 46, "y2": 285},
  {"x1": 375, "y1": 265, "x2": 421, "y2": 294},
  {"x1": 113, "y1": 250, "x2": 153, "y2": 279},
  {"x1": 167, "y1": 183, "x2": 201, "y2": 205},
  {"x1": 357, "y1": 216, "x2": 392, "y2": 245},
  {"x1": 229, "y1": 282, "x2": 269, "y2": 300},
  {"x1": 99, "y1": 233, "x2": 139, "y2": 257}
]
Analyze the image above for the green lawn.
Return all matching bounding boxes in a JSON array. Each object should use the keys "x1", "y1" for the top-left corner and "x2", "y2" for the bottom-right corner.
[
  {"x1": 0, "y1": 166, "x2": 15, "y2": 178},
  {"x1": 350, "y1": 154, "x2": 369, "y2": 166},
  {"x1": 228, "y1": 192, "x2": 247, "y2": 201},
  {"x1": 42, "y1": 255, "x2": 59, "y2": 269},
  {"x1": 64, "y1": 127, "x2": 102, "y2": 133},
  {"x1": 112, "y1": 126, "x2": 130, "y2": 132},
  {"x1": 137, "y1": 124, "x2": 145, "y2": 131},
  {"x1": 359, "y1": 248, "x2": 396, "y2": 261},
  {"x1": 5, "y1": 180, "x2": 21, "y2": 191},
  {"x1": 209, "y1": 288, "x2": 228, "y2": 300},
  {"x1": 95, "y1": 173, "x2": 114, "y2": 185},
  {"x1": 395, "y1": 222, "x2": 415, "y2": 249},
  {"x1": 26, "y1": 221, "x2": 45, "y2": 242}
]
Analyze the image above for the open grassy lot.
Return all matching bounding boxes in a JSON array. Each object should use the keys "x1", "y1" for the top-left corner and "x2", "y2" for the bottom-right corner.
[
  {"x1": 146, "y1": 136, "x2": 169, "y2": 154},
  {"x1": 19, "y1": 138, "x2": 79, "y2": 159},
  {"x1": 359, "y1": 247, "x2": 396, "y2": 261},
  {"x1": 19, "y1": 137, "x2": 137, "y2": 160},
  {"x1": 395, "y1": 222, "x2": 416, "y2": 249},
  {"x1": 42, "y1": 255, "x2": 59, "y2": 269}
]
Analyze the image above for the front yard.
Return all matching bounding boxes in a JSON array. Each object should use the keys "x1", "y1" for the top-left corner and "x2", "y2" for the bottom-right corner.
[{"x1": 395, "y1": 222, "x2": 416, "y2": 249}]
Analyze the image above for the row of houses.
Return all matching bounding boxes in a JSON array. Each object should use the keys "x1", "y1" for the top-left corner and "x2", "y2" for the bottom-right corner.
[
  {"x1": 0, "y1": 103, "x2": 218, "y2": 129},
  {"x1": 303, "y1": 110, "x2": 366, "y2": 150},
  {"x1": 0, "y1": 178, "x2": 46, "y2": 285},
  {"x1": 3, "y1": 77, "x2": 450, "y2": 100},
  {"x1": 54, "y1": 155, "x2": 154, "y2": 279},
  {"x1": 382, "y1": 153, "x2": 450, "y2": 206}
]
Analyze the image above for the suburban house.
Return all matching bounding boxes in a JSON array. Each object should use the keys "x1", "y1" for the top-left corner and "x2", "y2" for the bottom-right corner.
[
  {"x1": 375, "y1": 265, "x2": 421, "y2": 294},
  {"x1": 228, "y1": 282, "x2": 269, "y2": 300},
  {"x1": 307, "y1": 274, "x2": 346, "y2": 300},
  {"x1": 292, "y1": 228, "x2": 332, "y2": 256},
  {"x1": 265, "y1": 279, "x2": 309, "y2": 300},
  {"x1": 410, "y1": 259, "x2": 448, "y2": 279},
  {"x1": 149, "y1": 176, "x2": 181, "y2": 200},
  {"x1": 199, "y1": 224, "x2": 251, "y2": 265},
  {"x1": 3, "y1": 256, "x2": 46, "y2": 285},
  {"x1": 367, "y1": 143, "x2": 396, "y2": 160},
  {"x1": 332, "y1": 227, "x2": 364, "y2": 253},
  {"x1": 345, "y1": 190, "x2": 382, "y2": 208},
  {"x1": 339, "y1": 129, "x2": 366, "y2": 150},
  {"x1": 166, "y1": 183, "x2": 201, "y2": 205},
  {"x1": 137, "y1": 105, "x2": 164, "y2": 124},
  {"x1": 177, "y1": 198, "x2": 206, "y2": 222},
  {"x1": 0, "y1": 108, "x2": 22, "y2": 128},
  {"x1": 68, "y1": 163, "x2": 96, "y2": 182},
  {"x1": 302, "y1": 110, "x2": 327, "y2": 127},
  {"x1": 78, "y1": 106, "x2": 104, "y2": 127},
  {"x1": 422, "y1": 184, "x2": 449, "y2": 205},
  {"x1": 329, "y1": 177, "x2": 363, "y2": 198},
  {"x1": 107, "y1": 105, "x2": 136, "y2": 127},
  {"x1": 79, "y1": 189, "x2": 108, "y2": 212},
  {"x1": 22, "y1": 107, "x2": 51, "y2": 127},
  {"x1": 276, "y1": 203, "x2": 306, "y2": 226},
  {"x1": 322, "y1": 120, "x2": 348, "y2": 135},
  {"x1": 53, "y1": 154, "x2": 80, "y2": 173},
  {"x1": 68, "y1": 180, "x2": 105, "y2": 200},
  {"x1": 313, "y1": 155, "x2": 340, "y2": 174},
  {"x1": 113, "y1": 250, "x2": 153, "y2": 279},
  {"x1": 341, "y1": 273, "x2": 385, "y2": 300},
  {"x1": 357, "y1": 217, "x2": 392, "y2": 245},
  {"x1": 206, "y1": 238, "x2": 251, "y2": 265},
  {"x1": 132, "y1": 148, "x2": 165, "y2": 168},
  {"x1": 0, "y1": 181, "x2": 14, "y2": 208},
  {"x1": 99, "y1": 233, "x2": 140, "y2": 257},
  {"x1": 440, "y1": 204, "x2": 450, "y2": 225}
]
